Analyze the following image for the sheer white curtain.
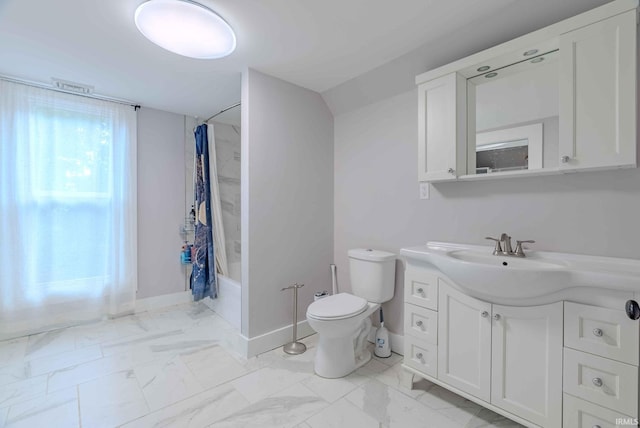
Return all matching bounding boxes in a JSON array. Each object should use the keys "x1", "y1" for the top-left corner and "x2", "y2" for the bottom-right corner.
[
  {"x1": 207, "y1": 123, "x2": 228, "y2": 277},
  {"x1": 0, "y1": 80, "x2": 137, "y2": 340}
]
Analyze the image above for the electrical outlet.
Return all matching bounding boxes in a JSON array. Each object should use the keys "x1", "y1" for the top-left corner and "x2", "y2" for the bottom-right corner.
[{"x1": 419, "y1": 182, "x2": 430, "y2": 199}]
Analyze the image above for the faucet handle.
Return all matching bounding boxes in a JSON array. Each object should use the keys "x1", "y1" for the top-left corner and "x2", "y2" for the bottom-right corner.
[
  {"x1": 514, "y1": 240, "x2": 535, "y2": 257},
  {"x1": 485, "y1": 237, "x2": 503, "y2": 255}
]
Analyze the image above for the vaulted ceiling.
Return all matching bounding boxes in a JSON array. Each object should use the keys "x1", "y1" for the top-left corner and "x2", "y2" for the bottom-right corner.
[{"x1": 0, "y1": 0, "x2": 610, "y2": 121}]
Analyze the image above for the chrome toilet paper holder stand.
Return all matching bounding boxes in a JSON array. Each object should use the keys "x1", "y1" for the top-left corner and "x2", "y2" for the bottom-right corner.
[{"x1": 281, "y1": 283, "x2": 306, "y2": 355}]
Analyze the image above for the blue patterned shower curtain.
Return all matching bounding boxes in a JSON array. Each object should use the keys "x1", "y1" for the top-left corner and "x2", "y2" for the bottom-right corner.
[{"x1": 191, "y1": 124, "x2": 217, "y2": 301}]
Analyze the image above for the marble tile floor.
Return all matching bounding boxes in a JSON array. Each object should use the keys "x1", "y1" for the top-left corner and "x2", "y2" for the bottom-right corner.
[{"x1": 0, "y1": 302, "x2": 523, "y2": 428}]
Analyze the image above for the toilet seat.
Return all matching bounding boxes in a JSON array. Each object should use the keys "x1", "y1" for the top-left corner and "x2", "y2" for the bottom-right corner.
[{"x1": 307, "y1": 293, "x2": 368, "y2": 320}]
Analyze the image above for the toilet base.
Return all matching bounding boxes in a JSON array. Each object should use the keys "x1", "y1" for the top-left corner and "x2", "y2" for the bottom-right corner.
[{"x1": 313, "y1": 327, "x2": 373, "y2": 378}]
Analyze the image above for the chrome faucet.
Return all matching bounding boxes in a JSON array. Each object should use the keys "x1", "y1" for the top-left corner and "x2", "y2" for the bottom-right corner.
[
  {"x1": 500, "y1": 233, "x2": 513, "y2": 255},
  {"x1": 485, "y1": 234, "x2": 535, "y2": 257}
]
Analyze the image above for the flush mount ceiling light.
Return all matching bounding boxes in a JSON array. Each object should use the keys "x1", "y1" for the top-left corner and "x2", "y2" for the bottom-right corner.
[{"x1": 134, "y1": 0, "x2": 236, "y2": 59}]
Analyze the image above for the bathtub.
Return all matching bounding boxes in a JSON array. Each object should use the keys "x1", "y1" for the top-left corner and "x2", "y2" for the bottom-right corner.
[{"x1": 204, "y1": 262, "x2": 241, "y2": 330}]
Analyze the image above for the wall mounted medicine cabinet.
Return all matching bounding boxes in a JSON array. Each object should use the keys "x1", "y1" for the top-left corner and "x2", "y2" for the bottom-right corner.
[{"x1": 417, "y1": 0, "x2": 638, "y2": 182}]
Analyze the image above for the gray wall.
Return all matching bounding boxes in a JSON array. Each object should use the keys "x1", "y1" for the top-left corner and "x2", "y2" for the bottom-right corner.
[
  {"x1": 242, "y1": 68, "x2": 334, "y2": 338},
  {"x1": 322, "y1": 0, "x2": 608, "y2": 117},
  {"x1": 137, "y1": 107, "x2": 186, "y2": 299},
  {"x1": 333, "y1": 89, "x2": 640, "y2": 337}
]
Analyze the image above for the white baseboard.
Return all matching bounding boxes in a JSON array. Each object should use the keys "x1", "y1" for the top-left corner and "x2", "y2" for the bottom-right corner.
[
  {"x1": 240, "y1": 322, "x2": 404, "y2": 359},
  {"x1": 135, "y1": 291, "x2": 193, "y2": 313},
  {"x1": 243, "y1": 320, "x2": 315, "y2": 358},
  {"x1": 368, "y1": 329, "x2": 404, "y2": 356}
]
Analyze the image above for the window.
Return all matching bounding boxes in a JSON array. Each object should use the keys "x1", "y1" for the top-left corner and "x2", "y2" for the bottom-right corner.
[{"x1": 0, "y1": 80, "x2": 137, "y2": 339}]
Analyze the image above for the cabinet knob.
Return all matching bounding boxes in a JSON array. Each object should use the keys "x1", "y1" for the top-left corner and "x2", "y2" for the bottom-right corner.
[
  {"x1": 593, "y1": 328, "x2": 603, "y2": 337},
  {"x1": 592, "y1": 377, "x2": 603, "y2": 387},
  {"x1": 481, "y1": 311, "x2": 489, "y2": 318},
  {"x1": 593, "y1": 425, "x2": 602, "y2": 428},
  {"x1": 493, "y1": 313, "x2": 501, "y2": 321},
  {"x1": 447, "y1": 168, "x2": 455, "y2": 175},
  {"x1": 416, "y1": 320, "x2": 423, "y2": 327},
  {"x1": 416, "y1": 353, "x2": 423, "y2": 360},
  {"x1": 416, "y1": 288, "x2": 424, "y2": 294},
  {"x1": 561, "y1": 155, "x2": 571, "y2": 163}
]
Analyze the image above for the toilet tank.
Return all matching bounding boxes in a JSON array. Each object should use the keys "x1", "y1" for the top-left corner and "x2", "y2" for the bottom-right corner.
[{"x1": 348, "y1": 249, "x2": 396, "y2": 303}]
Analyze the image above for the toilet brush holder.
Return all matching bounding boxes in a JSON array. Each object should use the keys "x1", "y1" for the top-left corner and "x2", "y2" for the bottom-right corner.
[{"x1": 281, "y1": 283, "x2": 306, "y2": 355}]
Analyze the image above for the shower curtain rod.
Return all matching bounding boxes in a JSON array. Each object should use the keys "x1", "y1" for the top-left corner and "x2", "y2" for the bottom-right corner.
[
  {"x1": 0, "y1": 74, "x2": 140, "y2": 109},
  {"x1": 205, "y1": 102, "x2": 241, "y2": 122}
]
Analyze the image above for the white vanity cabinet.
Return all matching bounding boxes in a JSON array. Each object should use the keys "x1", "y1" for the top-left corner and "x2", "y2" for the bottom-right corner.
[
  {"x1": 417, "y1": 73, "x2": 466, "y2": 182},
  {"x1": 436, "y1": 282, "x2": 563, "y2": 427},
  {"x1": 402, "y1": 265, "x2": 640, "y2": 428},
  {"x1": 401, "y1": 242, "x2": 640, "y2": 427},
  {"x1": 558, "y1": 10, "x2": 637, "y2": 171}
]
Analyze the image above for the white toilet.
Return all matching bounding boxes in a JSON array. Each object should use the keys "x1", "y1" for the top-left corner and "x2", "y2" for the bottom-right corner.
[{"x1": 306, "y1": 249, "x2": 395, "y2": 378}]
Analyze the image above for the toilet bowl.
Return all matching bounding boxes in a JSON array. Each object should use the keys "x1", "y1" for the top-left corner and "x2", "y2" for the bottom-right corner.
[{"x1": 307, "y1": 293, "x2": 379, "y2": 378}]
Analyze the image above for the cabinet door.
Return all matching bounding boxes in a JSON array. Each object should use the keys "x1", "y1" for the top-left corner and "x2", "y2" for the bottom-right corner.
[
  {"x1": 418, "y1": 73, "x2": 466, "y2": 182},
  {"x1": 559, "y1": 10, "x2": 637, "y2": 171},
  {"x1": 437, "y1": 283, "x2": 491, "y2": 401},
  {"x1": 491, "y1": 302, "x2": 563, "y2": 428}
]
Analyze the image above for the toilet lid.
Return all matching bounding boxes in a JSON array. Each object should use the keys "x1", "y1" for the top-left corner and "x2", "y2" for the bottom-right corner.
[{"x1": 307, "y1": 293, "x2": 368, "y2": 320}]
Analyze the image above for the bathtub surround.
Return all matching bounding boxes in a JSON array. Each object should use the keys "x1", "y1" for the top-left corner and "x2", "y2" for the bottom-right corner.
[
  {"x1": 203, "y1": 274, "x2": 241, "y2": 331},
  {"x1": 214, "y1": 122, "x2": 242, "y2": 280},
  {"x1": 242, "y1": 69, "x2": 334, "y2": 353},
  {"x1": 182, "y1": 119, "x2": 242, "y2": 331}
]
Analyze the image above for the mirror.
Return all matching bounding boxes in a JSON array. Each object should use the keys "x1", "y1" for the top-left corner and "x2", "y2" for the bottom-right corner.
[{"x1": 467, "y1": 50, "x2": 559, "y2": 175}]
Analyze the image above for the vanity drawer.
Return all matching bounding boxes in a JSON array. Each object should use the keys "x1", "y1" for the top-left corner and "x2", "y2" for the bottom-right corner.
[
  {"x1": 404, "y1": 336, "x2": 437, "y2": 378},
  {"x1": 404, "y1": 303, "x2": 437, "y2": 344},
  {"x1": 563, "y1": 393, "x2": 636, "y2": 428},
  {"x1": 563, "y1": 348, "x2": 638, "y2": 417},
  {"x1": 404, "y1": 265, "x2": 438, "y2": 310},
  {"x1": 565, "y1": 301, "x2": 639, "y2": 365}
]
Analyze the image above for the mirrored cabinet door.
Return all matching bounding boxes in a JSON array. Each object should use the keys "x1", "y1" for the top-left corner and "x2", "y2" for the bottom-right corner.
[{"x1": 467, "y1": 50, "x2": 559, "y2": 176}]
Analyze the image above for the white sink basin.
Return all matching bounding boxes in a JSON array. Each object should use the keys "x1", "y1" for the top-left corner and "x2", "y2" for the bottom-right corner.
[
  {"x1": 448, "y1": 249, "x2": 566, "y2": 270},
  {"x1": 401, "y1": 242, "x2": 640, "y2": 303}
]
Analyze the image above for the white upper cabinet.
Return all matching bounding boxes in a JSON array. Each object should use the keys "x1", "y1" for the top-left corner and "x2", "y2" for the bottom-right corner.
[
  {"x1": 559, "y1": 10, "x2": 637, "y2": 171},
  {"x1": 418, "y1": 73, "x2": 466, "y2": 182},
  {"x1": 415, "y1": 0, "x2": 638, "y2": 182}
]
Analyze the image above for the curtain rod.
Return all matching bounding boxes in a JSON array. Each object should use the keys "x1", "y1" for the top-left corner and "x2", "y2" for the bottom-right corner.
[
  {"x1": 206, "y1": 102, "x2": 241, "y2": 122},
  {"x1": 0, "y1": 74, "x2": 141, "y2": 110}
]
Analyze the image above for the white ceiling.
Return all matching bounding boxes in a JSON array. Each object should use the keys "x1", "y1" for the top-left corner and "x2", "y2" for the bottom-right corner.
[{"x1": 0, "y1": 0, "x2": 609, "y2": 121}]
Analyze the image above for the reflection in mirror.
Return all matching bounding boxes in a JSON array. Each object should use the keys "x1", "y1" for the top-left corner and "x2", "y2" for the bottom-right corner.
[
  {"x1": 468, "y1": 50, "x2": 559, "y2": 175},
  {"x1": 476, "y1": 124, "x2": 542, "y2": 173}
]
